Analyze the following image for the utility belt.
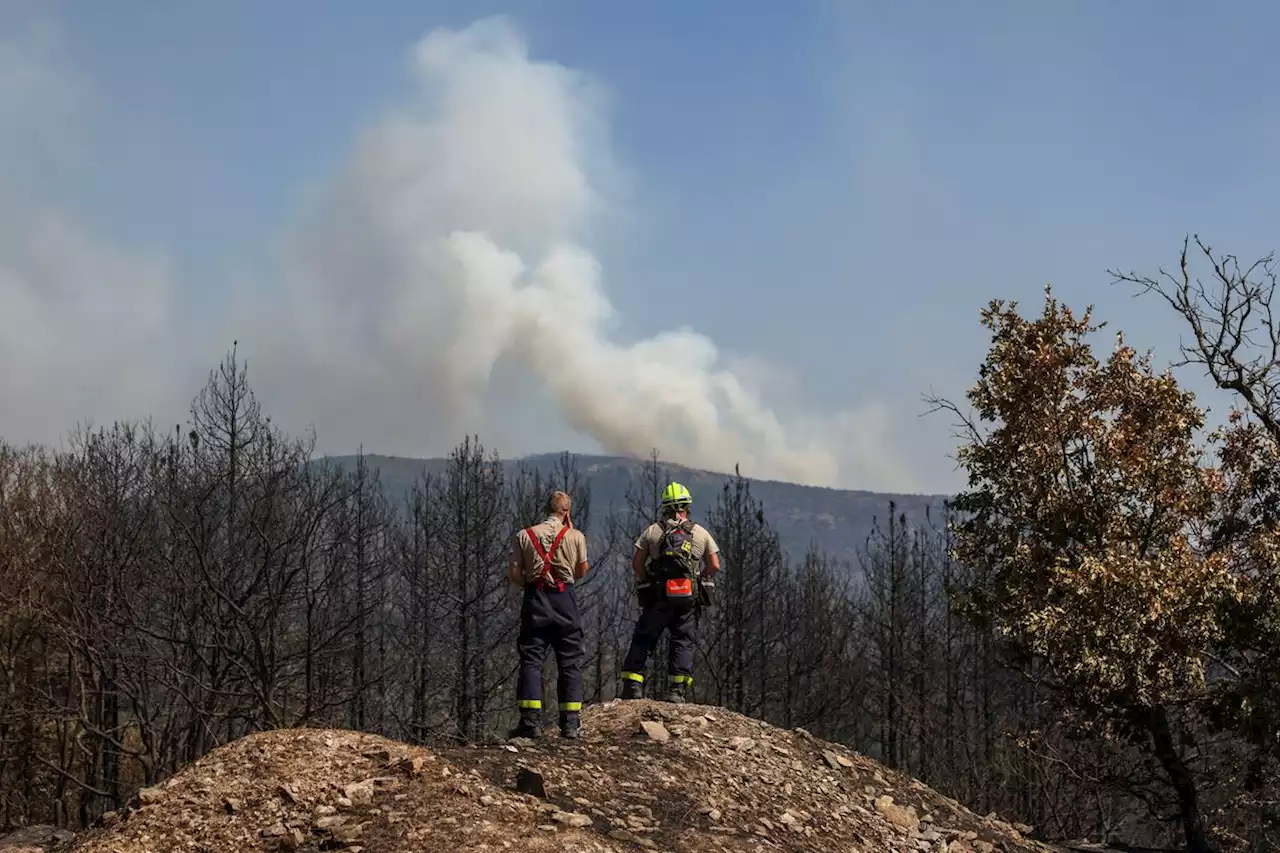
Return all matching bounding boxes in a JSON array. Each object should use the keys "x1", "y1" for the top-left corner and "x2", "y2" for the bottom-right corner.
[
  {"x1": 637, "y1": 573, "x2": 714, "y2": 610},
  {"x1": 531, "y1": 577, "x2": 568, "y2": 593}
]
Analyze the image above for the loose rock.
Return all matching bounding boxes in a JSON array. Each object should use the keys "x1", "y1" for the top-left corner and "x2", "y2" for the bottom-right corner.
[
  {"x1": 136, "y1": 786, "x2": 165, "y2": 806},
  {"x1": 59, "y1": 700, "x2": 1059, "y2": 853},
  {"x1": 515, "y1": 767, "x2": 547, "y2": 798},
  {"x1": 552, "y1": 810, "x2": 593, "y2": 828},
  {"x1": 639, "y1": 720, "x2": 671, "y2": 743},
  {"x1": 875, "y1": 794, "x2": 921, "y2": 832}
]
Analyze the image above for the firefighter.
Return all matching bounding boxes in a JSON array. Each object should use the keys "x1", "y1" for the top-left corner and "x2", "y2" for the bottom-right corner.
[
  {"x1": 619, "y1": 481, "x2": 721, "y2": 703},
  {"x1": 507, "y1": 489, "x2": 590, "y2": 739}
]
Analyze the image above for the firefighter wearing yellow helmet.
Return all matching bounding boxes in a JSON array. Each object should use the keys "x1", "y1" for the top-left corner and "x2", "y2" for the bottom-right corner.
[{"x1": 619, "y1": 481, "x2": 721, "y2": 703}]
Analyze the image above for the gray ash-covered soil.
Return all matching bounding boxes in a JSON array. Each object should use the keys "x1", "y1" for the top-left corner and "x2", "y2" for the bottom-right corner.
[{"x1": 41, "y1": 699, "x2": 1076, "y2": 853}]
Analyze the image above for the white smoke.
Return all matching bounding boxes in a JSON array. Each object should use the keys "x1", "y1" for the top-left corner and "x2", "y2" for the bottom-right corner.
[
  {"x1": 0, "y1": 212, "x2": 181, "y2": 439},
  {"x1": 0, "y1": 17, "x2": 193, "y2": 443},
  {"x1": 0, "y1": 13, "x2": 917, "y2": 491},
  {"x1": 245, "y1": 16, "x2": 911, "y2": 489}
]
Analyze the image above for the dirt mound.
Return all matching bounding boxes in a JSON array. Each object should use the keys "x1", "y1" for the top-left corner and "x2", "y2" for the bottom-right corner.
[{"x1": 55, "y1": 700, "x2": 1071, "y2": 853}]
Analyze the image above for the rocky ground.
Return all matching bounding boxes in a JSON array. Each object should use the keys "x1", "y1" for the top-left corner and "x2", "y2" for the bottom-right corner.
[{"x1": 6, "y1": 700, "x2": 1114, "y2": 853}]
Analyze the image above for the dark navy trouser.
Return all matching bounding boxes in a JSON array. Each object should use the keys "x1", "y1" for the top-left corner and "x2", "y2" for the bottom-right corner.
[
  {"x1": 517, "y1": 584, "x2": 584, "y2": 725},
  {"x1": 620, "y1": 601, "x2": 697, "y2": 693}
]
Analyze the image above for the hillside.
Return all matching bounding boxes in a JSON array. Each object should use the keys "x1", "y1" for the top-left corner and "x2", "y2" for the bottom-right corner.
[
  {"x1": 323, "y1": 452, "x2": 952, "y2": 564},
  {"x1": 41, "y1": 700, "x2": 1078, "y2": 853}
]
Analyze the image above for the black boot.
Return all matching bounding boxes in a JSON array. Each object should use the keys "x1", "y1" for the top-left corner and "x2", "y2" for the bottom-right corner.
[
  {"x1": 507, "y1": 711, "x2": 541, "y2": 740},
  {"x1": 559, "y1": 713, "x2": 582, "y2": 739},
  {"x1": 664, "y1": 682, "x2": 686, "y2": 704},
  {"x1": 620, "y1": 680, "x2": 643, "y2": 700}
]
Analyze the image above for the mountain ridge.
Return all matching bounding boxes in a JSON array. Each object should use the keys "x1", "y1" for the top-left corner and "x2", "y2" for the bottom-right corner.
[{"x1": 320, "y1": 451, "x2": 954, "y2": 564}]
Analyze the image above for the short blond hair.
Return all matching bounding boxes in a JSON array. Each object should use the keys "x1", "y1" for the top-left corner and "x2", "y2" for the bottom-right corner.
[{"x1": 545, "y1": 490, "x2": 572, "y2": 516}]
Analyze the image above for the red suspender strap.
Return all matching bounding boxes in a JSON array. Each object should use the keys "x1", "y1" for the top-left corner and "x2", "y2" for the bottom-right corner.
[{"x1": 525, "y1": 524, "x2": 571, "y2": 589}]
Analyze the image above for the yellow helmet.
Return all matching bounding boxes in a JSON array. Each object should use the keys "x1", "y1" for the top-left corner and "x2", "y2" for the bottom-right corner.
[{"x1": 660, "y1": 481, "x2": 692, "y2": 508}]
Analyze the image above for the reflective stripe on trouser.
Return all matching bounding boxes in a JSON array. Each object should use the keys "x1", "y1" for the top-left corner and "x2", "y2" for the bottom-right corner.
[
  {"x1": 517, "y1": 584, "x2": 585, "y2": 724},
  {"x1": 620, "y1": 602, "x2": 697, "y2": 686}
]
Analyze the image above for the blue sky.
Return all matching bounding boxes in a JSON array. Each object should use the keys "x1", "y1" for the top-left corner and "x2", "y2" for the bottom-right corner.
[{"x1": 2, "y1": 0, "x2": 1278, "y2": 493}]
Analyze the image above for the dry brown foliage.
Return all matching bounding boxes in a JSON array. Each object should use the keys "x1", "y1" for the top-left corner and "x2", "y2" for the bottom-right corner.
[{"x1": 929, "y1": 287, "x2": 1246, "y2": 852}]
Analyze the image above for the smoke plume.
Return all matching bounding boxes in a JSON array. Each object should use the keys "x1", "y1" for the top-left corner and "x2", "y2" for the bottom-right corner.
[
  {"x1": 0, "y1": 14, "x2": 916, "y2": 491},
  {"x1": 244, "y1": 16, "x2": 909, "y2": 489}
]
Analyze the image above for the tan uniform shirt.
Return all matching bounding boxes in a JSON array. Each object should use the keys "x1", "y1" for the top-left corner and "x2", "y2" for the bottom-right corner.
[
  {"x1": 635, "y1": 518, "x2": 720, "y2": 572},
  {"x1": 513, "y1": 515, "x2": 588, "y2": 586}
]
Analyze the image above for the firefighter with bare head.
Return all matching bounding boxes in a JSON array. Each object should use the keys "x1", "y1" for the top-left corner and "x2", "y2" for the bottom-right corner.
[
  {"x1": 619, "y1": 481, "x2": 721, "y2": 703},
  {"x1": 507, "y1": 489, "x2": 590, "y2": 738}
]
